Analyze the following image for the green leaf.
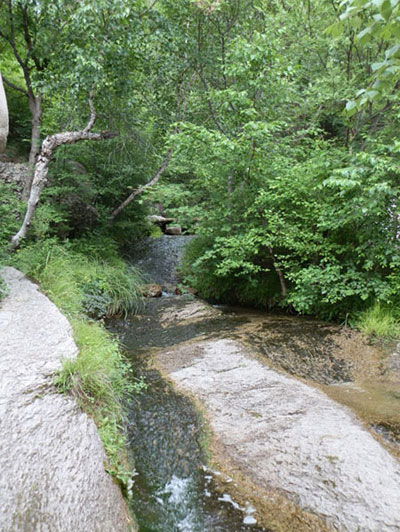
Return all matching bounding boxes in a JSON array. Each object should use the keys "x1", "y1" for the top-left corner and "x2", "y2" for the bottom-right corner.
[
  {"x1": 371, "y1": 61, "x2": 386, "y2": 71},
  {"x1": 357, "y1": 26, "x2": 373, "y2": 43},
  {"x1": 380, "y1": 0, "x2": 393, "y2": 20},
  {"x1": 326, "y1": 21, "x2": 344, "y2": 37},
  {"x1": 345, "y1": 100, "x2": 358, "y2": 115},
  {"x1": 385, "y1": 43, "x2": 400, "y2": 58}
]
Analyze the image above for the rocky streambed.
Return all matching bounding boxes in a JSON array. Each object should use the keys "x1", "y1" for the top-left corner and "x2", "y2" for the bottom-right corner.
[
  {"x1": 113, "y1": 294, "x2": 400, "y2": 532},
  {"x1": 0, "y1": 267, "x2": 134, "y2": 532}
]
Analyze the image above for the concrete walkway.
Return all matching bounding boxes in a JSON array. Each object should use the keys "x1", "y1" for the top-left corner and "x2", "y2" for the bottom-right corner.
[{"x1": 0, "y1": 267, "x2": 134, "y2": 532}]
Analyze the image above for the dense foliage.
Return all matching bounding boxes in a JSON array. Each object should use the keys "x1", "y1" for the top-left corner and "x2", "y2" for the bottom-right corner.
[{"x1": 1, "y1": 0, "x2": 400, "y2": 328}]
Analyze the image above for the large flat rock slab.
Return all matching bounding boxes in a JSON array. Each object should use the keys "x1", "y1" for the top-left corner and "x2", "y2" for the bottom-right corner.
[
  {"x1": 0, "y1": 267, "x2": 134, "y2": 532},
  {"x1": 155, "y1": 338, "x2": 400, "y2": 531}
]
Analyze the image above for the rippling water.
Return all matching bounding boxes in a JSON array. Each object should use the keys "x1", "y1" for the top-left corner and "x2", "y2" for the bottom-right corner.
[{"x1": 108, "y1": 236, "x2": 400, "y2": 531}]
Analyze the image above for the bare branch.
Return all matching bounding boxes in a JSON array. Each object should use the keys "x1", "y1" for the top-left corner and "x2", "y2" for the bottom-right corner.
[
  {"x1": 2, "y1": 76, "x2": 28, "y2": 96},
  {"x1": 110, "y1": 149, "x2": 172, "y2": 220}
]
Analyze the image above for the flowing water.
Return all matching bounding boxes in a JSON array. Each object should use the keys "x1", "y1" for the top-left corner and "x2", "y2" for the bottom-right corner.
[
  {"x1": 109, "y1": 298, "x2": 266, "y2": 532},
  {"x1": 126, "y1": 235, "x2": 194, "y2": 293},
  {"x1": 109, "y1": 236, "x2": 267, "y2": 531},
  {"x1": 109, "y1": 236, "x2": 400, "y2": 531}
]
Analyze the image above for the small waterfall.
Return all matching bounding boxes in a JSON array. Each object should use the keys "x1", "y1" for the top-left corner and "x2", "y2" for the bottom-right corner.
[{"x1": 128, "y1": 235, "x2": 194, "y2": 292}]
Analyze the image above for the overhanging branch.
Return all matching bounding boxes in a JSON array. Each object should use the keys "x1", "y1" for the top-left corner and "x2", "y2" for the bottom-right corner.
[
  {"x1": 109, "y1": 149, "x2": 172, "y2": 220},
  {"x1": 2, "y1": 76, "x2": 28, "y2": 96},
  {"x1": 11, "y1": 94, "x2": 117, "y2": 249}
]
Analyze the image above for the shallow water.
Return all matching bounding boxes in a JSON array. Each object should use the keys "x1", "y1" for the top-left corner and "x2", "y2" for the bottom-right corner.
[
  {"x1": 110, "y1": 295, "x2": 400, "y2": 531},
  {"x1": 110, "y1": 236, "x2": 400, "y2": 530},
  {"x1": 108, "y1": 299, "x2": 268, "y2": 531}
]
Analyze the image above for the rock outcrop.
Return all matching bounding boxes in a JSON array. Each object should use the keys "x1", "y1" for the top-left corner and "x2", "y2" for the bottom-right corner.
[
  {"x1": 0, "y1": 161, "x2": 30, "y2": 189},
  {"x1": 0, "y1": 267, "x2": 135, "y2": 532},
  {"x1": 154, "y1": 300, "x2": 400, "y2": 532},
  {"x1": 0, "y1": 73, "x2": 9, "y2": 153}
]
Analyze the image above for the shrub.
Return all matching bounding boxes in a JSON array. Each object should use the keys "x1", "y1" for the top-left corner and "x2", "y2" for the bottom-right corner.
[{"x1": 180, "y1": 235, "x2": 281, "y2": 307}]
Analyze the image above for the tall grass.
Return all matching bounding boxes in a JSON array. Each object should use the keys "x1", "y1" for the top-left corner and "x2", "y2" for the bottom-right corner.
[
  {"x1": 0, "y1": 276, "x2": 7, "y2": 302},
  {"x1": 12, "y1": 238, "x2": 143, "y2": 317},
  {"x1": 10, "y1": 237, "x2": 145, "y2": 494},
  {"x1": 355, "y1": 302, "x2": 400, "y2": 339},
  {"x1": 54, "y1": 319, "x2": 145, "y2": 493}
]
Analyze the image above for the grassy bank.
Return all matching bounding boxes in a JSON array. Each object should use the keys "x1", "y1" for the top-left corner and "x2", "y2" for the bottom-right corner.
[
  {"x1": 354, "y1": 303, "x2": 400, "y2": 341},
  {"x1": 9, "y1": 236, "x2": 145, "y2": 495}
]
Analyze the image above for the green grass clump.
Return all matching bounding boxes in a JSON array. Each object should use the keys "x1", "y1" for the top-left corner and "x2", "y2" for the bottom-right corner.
[
  {"x1": 54, "y1": 319, "x2": 145, "y2": 494},
  {"x1": 9, "y1": 236, "x2": 145, "y2": 495},
  {"x1": 12, "y1": 238, "x2": 143, "y2": 318},
  {"x1": 355, "y1": 302, "x2": 400, "y2": 339},
  {"x1": 0, "y1": 275, "x2": 7, "y2": 302}
]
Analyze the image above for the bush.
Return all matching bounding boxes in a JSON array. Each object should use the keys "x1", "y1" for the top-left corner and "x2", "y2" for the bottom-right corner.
[{"x1": 180, "y1": 235, "x2": 281, "y2": 307}]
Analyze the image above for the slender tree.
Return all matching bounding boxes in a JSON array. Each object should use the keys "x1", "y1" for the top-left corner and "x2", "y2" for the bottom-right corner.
[
  {"x1": 11, "y1": 94, "x2": 116, "y2": 249},
  {"x1": 0, "y1": 71, "x2": 8, "y2": 152}
]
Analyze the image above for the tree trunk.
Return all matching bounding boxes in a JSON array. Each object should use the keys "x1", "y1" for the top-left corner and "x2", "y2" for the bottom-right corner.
[
  {"x1": 28, "y1": 93, "x2": 42, "y2": 164},
  {"x1": 109, "y1": 149, "x2": 172, "y2": 220},
  {"x1": 23, "y1": 93, "x2": 42, "y2": 199},
  {"x1": 0, "y1": 73, "x2": 9, "y2": 153},
  {"x1": 11, "y1": 96, "x2": 117, "y2": 250},
  {"x1": 267, "y1": 246, "x2": 287, "y2": 298}
]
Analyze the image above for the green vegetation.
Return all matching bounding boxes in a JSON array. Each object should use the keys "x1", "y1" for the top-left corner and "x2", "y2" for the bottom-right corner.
[
  {"x1": 0, "y1": 276, "x2": 6, "y2": 301},
  {"x1": 55, "y1": 319, "x2": 145, "y2": 495},
  {"x1": 355, "y1": 303, "x2": 400, "y2": 339},
  {"x1": 8, "y1": 238, "x2": 145, "y2": 494},
  {"x1": 1, "y1": 4, "x2": 400, "y2": 334},
  {"x1": 12, "y1": 238, "x2": 143, "y2": 317}
]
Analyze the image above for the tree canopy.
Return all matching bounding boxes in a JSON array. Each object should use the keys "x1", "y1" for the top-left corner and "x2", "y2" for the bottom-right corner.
[{"x1": 1, "y1": 0, "x2": 400, "y2": 321}]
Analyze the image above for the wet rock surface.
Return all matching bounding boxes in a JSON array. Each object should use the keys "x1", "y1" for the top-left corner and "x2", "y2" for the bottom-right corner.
[
  {"x1": 0, "y1": 267, "x2": 134, "y2": 532},
  {"x1": 141, "y1": 283, "x2": 163, "y2": 297},
  {"x1": 245, "y1": 318, "x2": 354, "y2": 384},
  {"x1": 120, "y1": 297, "x2": 400, "y2": 531},
  {"x1": 123, "y1": 235, "x2": 400, "y2": 530},
  {"x1": 126, "y1": 234, "x2": 193, "y2": 293},
  {"x1": 156, "y1": 336, "x2": 400, "y2": 532}
]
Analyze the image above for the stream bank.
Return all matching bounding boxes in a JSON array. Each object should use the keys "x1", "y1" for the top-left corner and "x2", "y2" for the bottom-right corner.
[{"x1": 0, "y1": 267, "x2": 134, "y2": 532}]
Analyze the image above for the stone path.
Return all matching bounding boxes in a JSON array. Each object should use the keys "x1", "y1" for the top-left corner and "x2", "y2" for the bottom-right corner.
[{"x1": 0, "y1": 267, "x2": 134, "y2": 532}]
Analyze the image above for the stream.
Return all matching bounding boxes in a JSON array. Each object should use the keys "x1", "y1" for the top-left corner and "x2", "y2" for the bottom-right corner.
[
  {"x1": 108, "y1": 236, "x2": 400, "y2": 531},
  {"x1": 108, "y1": 299, "x2": 265, "y2": 532}
]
